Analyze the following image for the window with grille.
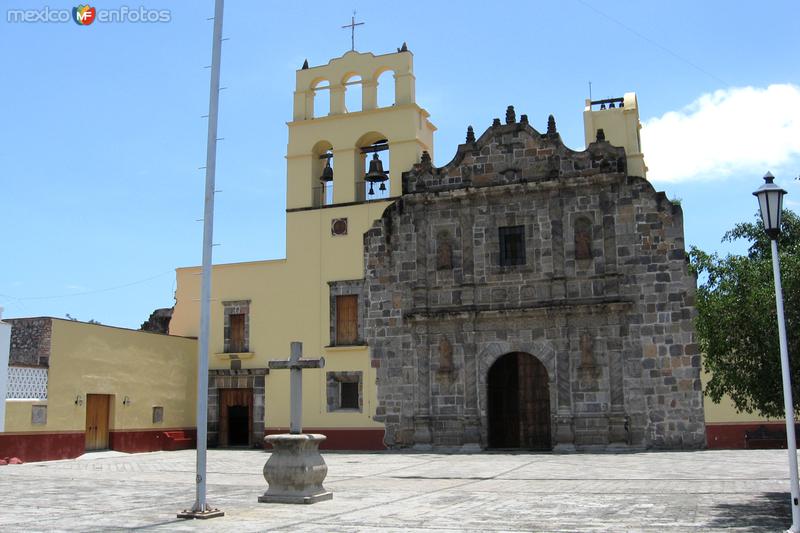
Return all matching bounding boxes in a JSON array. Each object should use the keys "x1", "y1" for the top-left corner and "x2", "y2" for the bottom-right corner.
[{"x1": 499, "y1": 225, "x2": 526, "y2": 266}]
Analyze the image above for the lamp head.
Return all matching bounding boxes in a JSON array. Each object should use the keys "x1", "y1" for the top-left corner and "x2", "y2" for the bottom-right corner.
[{"x1": 753, "y1": 172, "x2": 787, "y2": 240}]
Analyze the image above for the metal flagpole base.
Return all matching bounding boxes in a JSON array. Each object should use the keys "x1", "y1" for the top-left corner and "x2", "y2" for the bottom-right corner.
[{"x1": 177, "y1": 506, "x2": 225, "y2": 519}]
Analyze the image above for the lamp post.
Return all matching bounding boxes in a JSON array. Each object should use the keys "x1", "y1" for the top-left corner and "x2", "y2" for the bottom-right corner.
[{"x1": 753, "y1": 171, "x2": 799, "y2": 532}]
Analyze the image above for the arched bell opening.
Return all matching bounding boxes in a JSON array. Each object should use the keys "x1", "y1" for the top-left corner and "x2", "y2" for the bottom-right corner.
[
  {"x1": 375, "y1": 68, "x2": 396, "y2": 108},
  {"x1": 355, "y1": 132, "x2": 390, "y2": 201},
  {"x1": 487, "y1": 352, "x2": 552, "y2": 450},
  {"x1": 343, "y1": 73, "x2": 362, "y2": 113},
  {"x1": 311, "y1": 79, "x2": 330, "y2": 118},
  {"x1": 312, "y1": 140, "x2": 334, "y2": 207}
]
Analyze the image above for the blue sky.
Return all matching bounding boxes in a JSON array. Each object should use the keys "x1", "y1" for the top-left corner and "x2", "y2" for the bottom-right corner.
[{"x1": 1, "y1": 1, "x2": 798, "y2": 329}]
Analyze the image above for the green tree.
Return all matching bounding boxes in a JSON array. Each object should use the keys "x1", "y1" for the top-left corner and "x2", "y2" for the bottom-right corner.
[{"x1": 690, "y1": 210, "x2": 800, "y2": 418}]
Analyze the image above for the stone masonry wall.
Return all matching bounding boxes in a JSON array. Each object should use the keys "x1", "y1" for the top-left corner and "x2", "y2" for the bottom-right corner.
[
  {"x1": 363, "y1": 112, "x2": 705, "y2": 450},
  {"x1": 7, "y1": 318, "x2": 52, "y2": 367}
]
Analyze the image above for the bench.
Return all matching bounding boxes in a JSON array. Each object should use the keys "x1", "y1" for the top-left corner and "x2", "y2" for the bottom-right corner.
[
  {"x1": 162, "y1": 430, "x2": 194, "y2": 451},
  {"x1": 745, "y1": 425, "x2": 787, "y2": 449}
]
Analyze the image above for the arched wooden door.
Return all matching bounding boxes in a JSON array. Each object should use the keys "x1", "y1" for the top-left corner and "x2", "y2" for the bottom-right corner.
[{"x1": 488, "y1": 352, "x2": 551, "y2": 450}]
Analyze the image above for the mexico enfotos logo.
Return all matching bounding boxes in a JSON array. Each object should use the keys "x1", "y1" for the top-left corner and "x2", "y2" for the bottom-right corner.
[{"x1": 7, "y1": 5, "x2": 171, "y2": 24}]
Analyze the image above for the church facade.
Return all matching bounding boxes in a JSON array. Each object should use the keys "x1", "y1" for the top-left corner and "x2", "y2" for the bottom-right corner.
[
  {"x1": 364, "y1": 111, "x2": 705, "y2": 450},
  {"x1": 167, "y1": 47, "x2": 706, "y2": 451}
]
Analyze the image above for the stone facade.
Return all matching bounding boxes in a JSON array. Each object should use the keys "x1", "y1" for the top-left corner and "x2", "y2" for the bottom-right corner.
[
  {"x1": 207, "y1": 368, "x2": 266, "y2": 447},
  {"x1": 7, "y1": 318, "x2": 52, "y2": 367},
  {"x1": 363, "y1": 113, "x2": 705, "y2": 450}
]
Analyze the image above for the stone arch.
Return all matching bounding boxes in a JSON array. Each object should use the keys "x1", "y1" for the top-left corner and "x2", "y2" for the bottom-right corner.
[{"x1": 477, "y1": 340, "x2": 557, "y2": 449}]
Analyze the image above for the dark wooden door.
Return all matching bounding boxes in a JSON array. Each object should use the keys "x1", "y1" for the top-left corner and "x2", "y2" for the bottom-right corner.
[
  {"x1": 488, "y1": 353, "x2": 551, "y2": 450},
  {"x1": 85, "y1": 394, "x2": 111, "y2": 451},
  {"x1": 518, "y1": 354, "x2": 551, "y2": 450},
  {"x1": 219, "y1": 389, "x2": 252, "y2": 447}
]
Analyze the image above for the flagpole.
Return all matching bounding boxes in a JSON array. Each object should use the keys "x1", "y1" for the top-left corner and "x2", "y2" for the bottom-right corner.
[{"x1": 179, "y1": 0, "x2": 225, "y2": 518}]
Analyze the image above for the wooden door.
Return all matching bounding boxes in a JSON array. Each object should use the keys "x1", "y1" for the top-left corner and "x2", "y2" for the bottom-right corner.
[
  {"x1": 518, "y1": 354, "x2": 551, "y2": 450},
  {"x1": 85, "y1": 394, "x2": 111, "y2": 451},
  {"x1": 488, "y1": 353, "x2": 552, "y2": 450},
  {"x1": 218, "y1": 389, "x2": 252, "y2": 447}
]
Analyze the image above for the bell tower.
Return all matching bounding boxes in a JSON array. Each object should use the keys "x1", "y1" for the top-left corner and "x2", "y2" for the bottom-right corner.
[{"x1": 285, "y1": 48, "x2": 436, "y2": 210}]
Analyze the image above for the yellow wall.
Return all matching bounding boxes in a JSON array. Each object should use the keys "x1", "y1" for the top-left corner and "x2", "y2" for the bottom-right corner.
[
  {"x1": 4, "y1": 319, "x2": 197, "y2": 433},
  {"x1": 170, "y1": 202, "x2": 391, "y2": 430},
  {"x1": 701, "y1": 368, "x2": 779, "y2": 424}
]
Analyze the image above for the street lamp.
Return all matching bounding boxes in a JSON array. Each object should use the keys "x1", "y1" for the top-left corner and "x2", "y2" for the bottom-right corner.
[{"x1": 753, "y1": 171, "x2": 799, "y2": 532}]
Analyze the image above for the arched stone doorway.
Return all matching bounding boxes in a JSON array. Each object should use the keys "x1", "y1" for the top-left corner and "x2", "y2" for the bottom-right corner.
[{"x1": 487, "y1": 352, "x2": 551, "y2": 450}]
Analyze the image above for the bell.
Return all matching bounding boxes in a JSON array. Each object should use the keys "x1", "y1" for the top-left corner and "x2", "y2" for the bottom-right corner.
[
  {"x1": 368, "y1": 182, "x2": 375, "y2": 196},
  {"x1": 319, "y1": 159, "x2": 333, "y2": 182},
  {"x1": 379, "y1": 182, "x2": 386, "y2": 192},
  {"x1": 364, "y1": 153, "x2": 388, "y2": 184}
]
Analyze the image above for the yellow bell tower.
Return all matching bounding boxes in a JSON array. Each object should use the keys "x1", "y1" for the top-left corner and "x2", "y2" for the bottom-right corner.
[
  {"x1": 286, "y1": 49, "x2": 436, "y2": 211},
  {"x1": 170, "y1": 47, "x2": 437, "y2": 449}
]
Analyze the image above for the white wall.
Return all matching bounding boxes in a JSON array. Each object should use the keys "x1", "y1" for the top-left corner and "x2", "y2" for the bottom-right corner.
[{"x1": 0, "y1": 307, "x2": 11, "y2": 431}]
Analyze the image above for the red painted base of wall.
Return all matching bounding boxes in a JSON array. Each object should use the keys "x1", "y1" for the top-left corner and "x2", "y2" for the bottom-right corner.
[
  {"x1": 706, "y1": 422, "x2": 792, "y2": 449},
  {"x1": 0, "y1": 428, "x2": 197, "y2": 463},
  {"x1": 0, "y1": 432, "x2": 84, "y2": 462},
  {"x1": 264, "y1": 428, "x2": 386, "y2": 450},
  {"x1": 110, "y1": 428, "x2": 196, "y2": 453}
]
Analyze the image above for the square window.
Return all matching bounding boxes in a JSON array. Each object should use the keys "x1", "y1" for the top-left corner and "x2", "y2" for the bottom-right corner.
[
  {"x1": 499, "y1": 225, "x2": 526, "y2": 266},
  {"x1": 340, "y1": 382, "x2": 359, "y2": 409},
  {"x1": 326, "y1": 371, "x2": 362, "y2": 412}
]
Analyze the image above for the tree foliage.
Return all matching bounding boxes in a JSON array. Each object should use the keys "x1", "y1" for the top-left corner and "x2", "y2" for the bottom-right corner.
[{"x1": 690, "y1": 209, "x2": 800, "y2": 418}]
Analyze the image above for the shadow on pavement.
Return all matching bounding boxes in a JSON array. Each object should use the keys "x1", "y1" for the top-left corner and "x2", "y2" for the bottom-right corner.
[{"x1": 707, "y1": 491, "x2": 790, "y2": 531}]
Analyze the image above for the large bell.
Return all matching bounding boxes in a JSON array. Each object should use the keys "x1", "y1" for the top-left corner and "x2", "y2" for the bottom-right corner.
[
  {"x1": 319, "y1": 158, "x2": 333, "y2": 182},
  {"x1": 364, "y1": 153, "x2": 388, "y2": 184}
]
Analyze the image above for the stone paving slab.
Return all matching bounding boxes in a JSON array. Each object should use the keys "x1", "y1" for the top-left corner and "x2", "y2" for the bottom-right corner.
[{"x1": 0, "y1": 449, "x2": 792, "y2": 532}]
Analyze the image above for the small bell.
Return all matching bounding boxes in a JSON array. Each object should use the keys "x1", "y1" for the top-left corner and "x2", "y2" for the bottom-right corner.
[
  {"x1": 319, "y1": 158, "x2": 333, "y2": 182},
  {"x1": 379, "y1": 182, "x2": 386, "y2": 192},
  {"x1": 368, "y1": 182, "x2": 375, "y2": 196},
  {"x1": 365, "y1": 153, "x2": 388, "y2": 184}
]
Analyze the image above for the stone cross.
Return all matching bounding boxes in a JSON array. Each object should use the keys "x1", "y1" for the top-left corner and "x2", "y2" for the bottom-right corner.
[{"x1": 268, "y1": 342, "x2": 324, "y2": 434}]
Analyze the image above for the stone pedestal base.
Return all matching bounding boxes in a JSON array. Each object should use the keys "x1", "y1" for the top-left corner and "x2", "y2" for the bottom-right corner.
[{"x1": 259, "y1": 433, "x2": 333, "y2": 504}]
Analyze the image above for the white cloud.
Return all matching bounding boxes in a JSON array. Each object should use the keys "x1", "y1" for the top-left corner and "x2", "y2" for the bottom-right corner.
[{"x1": 641, "y1": 84, "x2": 800, "y2": 183}]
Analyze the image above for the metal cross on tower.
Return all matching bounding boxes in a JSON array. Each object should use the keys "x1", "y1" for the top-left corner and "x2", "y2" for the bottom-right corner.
[
  {"x1": 268, "y1": 342, "x2": 325, "y2": 434},
  {"x1": 341, "y1": 11, "x2": 364, "y2": 52}
]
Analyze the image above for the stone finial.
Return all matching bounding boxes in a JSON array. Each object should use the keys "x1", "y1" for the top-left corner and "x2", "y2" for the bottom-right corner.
[
  {"x1": 420, "y1": 151, "x2": 431, "y2": 165},
  {"x1": 302, "y1": 59, "x2": 309, "y2": 70},
  {"x1": 492, "y1": 118, "x2": 501, "y2": 127},
  {"x1": 466, "y1": 126, "x2": 475, "y2": 143},
  {"x1": 596, "y1": 128, "x2": 606, "y2": 142},
  {"x1": 400, "y1": 42, "x2": 408, "y2": 52},
  {"x1": 520, "y1": 114, "x2": 529, "y2": 124},
  {"x1": 547, "y1": 115, "x2": 557, "y2": 136},
  {"x1": 505, "y1": 105, "x2": 516, "y2": 124}
]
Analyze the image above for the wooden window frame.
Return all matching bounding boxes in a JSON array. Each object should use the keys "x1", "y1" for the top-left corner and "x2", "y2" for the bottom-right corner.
[{"x1": 335, "y1": 294, "x2": 359, "y2": 346}]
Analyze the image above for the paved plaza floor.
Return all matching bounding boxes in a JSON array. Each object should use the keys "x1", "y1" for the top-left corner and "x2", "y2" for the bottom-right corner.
[{"x1": 0, "y1": 448, "x2": 792, "y2": 532}]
